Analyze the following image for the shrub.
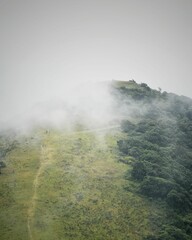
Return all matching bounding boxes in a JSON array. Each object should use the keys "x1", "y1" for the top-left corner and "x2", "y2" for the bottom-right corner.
[
  {"x1": 131, "y1": 161, "x2": 146, "y2": 181},
  {"x1": 121, "y1": 120, "x2": 135, "y2": 132},
  {"x1": 159, "y1": 226, "x2": 189, "y2": 240},
  {"x1": 140, "y1": 176, "x2": 175, "y2": 199},
  {"x1": 117, "y1": 140, "x2": 128, "y2": 154},
  {"x1": 167, "y1": 189, "x2": 191, "y2": 212}
]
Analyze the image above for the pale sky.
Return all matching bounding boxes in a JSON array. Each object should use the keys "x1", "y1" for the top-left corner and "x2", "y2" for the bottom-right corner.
[{"x1": 0, "y1": 0, "x2": 192, "y2": 122}]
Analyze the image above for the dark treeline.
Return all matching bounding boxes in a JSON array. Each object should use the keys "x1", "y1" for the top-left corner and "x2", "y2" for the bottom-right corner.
[{"x1": 113, "y1": 80, "x2": 192, "y2": 240}]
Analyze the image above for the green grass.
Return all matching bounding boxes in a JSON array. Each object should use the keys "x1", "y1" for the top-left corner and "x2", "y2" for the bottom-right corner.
[
  {"x1": 0, "y1": 137, "x2": 40, "y2": 240},
  {"x1": 0, "y1": 128, "x2": 160, "y2": 239}
]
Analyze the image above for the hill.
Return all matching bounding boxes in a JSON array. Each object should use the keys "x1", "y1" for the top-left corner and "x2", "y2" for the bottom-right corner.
[
  {"x1": 112, "y1": 80, "x2": 192, "y2": 239},
  {"x1": 0, "y1": 80, "x2": 192, "y2": 240}
]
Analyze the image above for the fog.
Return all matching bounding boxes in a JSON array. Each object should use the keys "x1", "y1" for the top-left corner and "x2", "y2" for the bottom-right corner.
[
  {"x1": 0, "y1": 78, "x2": 184, "y2": 134},
  {"x1": 0, "y1": 81, "x2": 118, "y2": 132},
  {"x1": 1, "y1": 0, "x2": 192, "y2": 131}
]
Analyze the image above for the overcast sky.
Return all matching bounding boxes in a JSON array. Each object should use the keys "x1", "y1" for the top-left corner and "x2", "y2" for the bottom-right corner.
[{"x1": 0, "y1": 0, "x2": 192, "y2": 121}]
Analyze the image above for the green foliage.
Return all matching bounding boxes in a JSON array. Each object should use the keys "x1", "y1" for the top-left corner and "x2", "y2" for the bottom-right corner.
[
  {"x1": 167, "y1": 190, "x2": 192, "y2": 212},
  {"x1": 141, "y1": 150, "x2": 163, "y2": 164},
  {"x1": 115, "y1": 80, "x2": 192, "y2": 239},
  {"x1": 158, "y1": 226, "x2": 190, "y2": 240},
  {"x1": 0, "y1": 161, "x2": 6, "y2": 168},
  {"x1": 140, "y1": 177, "x2": 175, "y2": 199},
  {"x1": 121, "y1": 120, "x2": 135, "y2": 132},
  {"x1": 1, "y1": 80, "x2": 192, "y2": 239},
  {"x1": 117, "y1": 139, "x2": 129, "y2": 154},
  {"x1": 0, "y1": 161, "x2": 6, "y2": 174},
  {"x1": 131, "y1": 161, "x2": 146, "y2": 180},
  {"x1": 0, "y1": 129, "x2": 156, "y2": 240}
]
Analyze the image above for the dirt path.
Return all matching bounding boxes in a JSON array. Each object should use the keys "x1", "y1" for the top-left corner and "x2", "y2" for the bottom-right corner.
[
  {"x1": 79, "y1": 125, "x2": 120, "y2": 133},
  {"x1": 27, "y1": 125, "x2": 120, "y2": 239},
  {"x1": 65, "y1": 125, "x2": 120, "y2": 135},
  {"x1": 27, "y1": 145, "x2": 48, "y2": 240}
]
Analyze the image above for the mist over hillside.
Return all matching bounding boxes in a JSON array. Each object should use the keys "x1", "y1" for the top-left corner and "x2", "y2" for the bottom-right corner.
[
  {"x1": 1, "y1": 80, "x2": 192, "y2": 240},
  {"x1": 0, "y1": 81, "x2": 116, "y2": 132},
  {"x1": 2, "y1": 79, "x2": 191, "y2": 134},
  {"x1": 1, "y1": 0, "x2": 192, "y2": 238}
]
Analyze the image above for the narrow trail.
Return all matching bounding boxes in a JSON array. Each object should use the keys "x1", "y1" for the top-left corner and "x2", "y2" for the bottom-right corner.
[
  {"x1": 26, "y1": 125, "x2": 120, "y2": 239},
  {"x1": 65, "y1": 125, "x2": 120, "y2": 135},
  {"x1": 78, "y1": 125, "x2": 120, "y2": 133},
  {"x1": 27, "y1": 145, "x2": 48, "y2": 240}
]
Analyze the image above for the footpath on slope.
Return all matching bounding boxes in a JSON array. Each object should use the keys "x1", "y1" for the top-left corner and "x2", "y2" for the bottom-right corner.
[
  {"x1": 27, "y1": 125, "x2": 120, "y2": 240},
  {"x1": 27, "y1": 145, "x2": 51, "y2": 240}
]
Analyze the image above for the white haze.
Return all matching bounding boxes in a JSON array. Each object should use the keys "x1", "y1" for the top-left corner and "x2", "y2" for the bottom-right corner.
[
  {"x1": 1, "y1": 0, "x2": 192, "y2": 120},
  {"x1": 0, "y1": 81, "x2": 117, "y2": 132},
  {"x1": 1, "y1": 0, "x2": 192, "y2": 132}
]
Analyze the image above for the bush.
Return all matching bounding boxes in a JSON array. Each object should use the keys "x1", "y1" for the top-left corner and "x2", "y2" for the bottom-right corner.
[
  {"x1": 159, "y1": 226, "x2": 189, "y2": 240},
  {"x1": 121, "y1": 120, "x2": 135, "y2": 132},
  {"x1": 167, "y1": 190, "x2": 191, "y2": 212},
  {"x1": 140, "y1": 177, "x2": 175, "y2": 199},
  {"x1": 144, "y1": 236, "x2": 158, "y2": 240},
  {"x1": 117, "y1": 140, "x2": 128, "y2": 154},
  {"x1": 141, "y1": 150, "x2": 163, "y2": 164},
  {"x1": 0, "y1": 161, "x2": 6, "y2": 168},
  {"x1": 131, "y1": 161, "x2": 146, "y2": 181}
]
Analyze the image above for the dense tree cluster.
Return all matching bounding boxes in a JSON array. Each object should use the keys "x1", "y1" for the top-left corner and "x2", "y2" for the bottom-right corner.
[{"x1": 115, "y1": 81, "x2": 192, "y2": 239}]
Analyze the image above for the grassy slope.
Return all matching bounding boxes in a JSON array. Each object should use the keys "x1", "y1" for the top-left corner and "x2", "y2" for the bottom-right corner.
[
  {"x1": 0, "y1": 135, "x2": 40, "y2": 240},
  {"x1": 0, "y1": 128, "x2": 160, "y2": 240}
]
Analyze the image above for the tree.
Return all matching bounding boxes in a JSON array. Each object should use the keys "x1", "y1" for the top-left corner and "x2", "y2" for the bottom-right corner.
[
  {"x1": 0, "y1": 161, "x2": 6, "y2": 174},
  {"x1": 167, "y1": 190, "x2": 191, "y2": 212},
  {"x1": 131, "y1": 161, "x2": 146, "y2": 181},
  {"x1": 140, "y1": 176, "x2": 175, "y2": 199}
]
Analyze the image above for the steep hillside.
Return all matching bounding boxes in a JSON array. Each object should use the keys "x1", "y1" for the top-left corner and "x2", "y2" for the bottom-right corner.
[
  {"x1": 0, "y1": 128, "x2": 160, "y2": 240},
  {"x1": 0, "y1": 80, "x2": 192, "y2": 240},
  {"x1": 112, "y1": 80, "x2": 192, "y2": 240}
]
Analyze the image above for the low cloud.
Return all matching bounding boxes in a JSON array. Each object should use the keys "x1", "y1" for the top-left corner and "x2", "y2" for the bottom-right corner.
[{"x1": 0, "y1": 81, "x2": 117, "y2": 133}]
